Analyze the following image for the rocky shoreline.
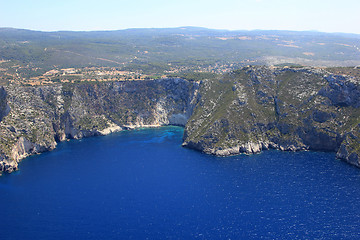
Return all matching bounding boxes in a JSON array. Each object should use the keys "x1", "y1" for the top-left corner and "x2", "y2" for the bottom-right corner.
[
  {"x1": 183, "y1": 140, "x2": 309, "y2": 157},
  {"x1": 0, "y1": 67, "x2": 359, "y2": 174},
  {"x1": 182, "y1": 66, "x2": 359, "y2": 167},
  {"x1": 0, "y1": 78, "x2": 199, "y2": 174}
]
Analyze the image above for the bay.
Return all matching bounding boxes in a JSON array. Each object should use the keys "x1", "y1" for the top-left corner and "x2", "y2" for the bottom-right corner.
[{"x1": 1, "y1": 126, "x2": 360, "y2": 239}]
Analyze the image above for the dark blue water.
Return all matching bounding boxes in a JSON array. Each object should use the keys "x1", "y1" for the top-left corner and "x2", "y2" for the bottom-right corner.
[{"x1": 1, "y1": 126, "x2": 360, "y2": 239}]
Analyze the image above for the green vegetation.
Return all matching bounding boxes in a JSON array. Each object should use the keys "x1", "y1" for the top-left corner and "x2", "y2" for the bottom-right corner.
[
  {"x1": 77, "y1": 116, "x2": 109, "y2": 131},
  {"x1": 1, "y1": 27, "x2": 360, "y2": 80},
  {"x1": 183, "y1": 66, "x2": 359, "y2": 163}
]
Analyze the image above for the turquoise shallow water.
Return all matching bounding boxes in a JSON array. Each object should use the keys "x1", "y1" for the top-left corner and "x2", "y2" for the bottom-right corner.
[{"x1": 1, "y1": 126, "x2": 360, "y2": 239}]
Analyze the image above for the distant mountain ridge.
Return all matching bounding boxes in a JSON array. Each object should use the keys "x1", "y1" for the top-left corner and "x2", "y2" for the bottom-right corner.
[
  {"x1": 1, "y1": 26, "x2": 360, "y2": 37},
  {"x1": 1, "y1": 27, "x2": 360, "y2": 72}
]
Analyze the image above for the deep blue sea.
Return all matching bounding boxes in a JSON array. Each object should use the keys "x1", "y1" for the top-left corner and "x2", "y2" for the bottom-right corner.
[{"x1": 1, "y1": 126, "x2": 360, "y2": 239}]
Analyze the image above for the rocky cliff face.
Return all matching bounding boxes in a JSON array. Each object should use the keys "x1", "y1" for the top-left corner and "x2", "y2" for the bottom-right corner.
[
  {"x1": 182, "y1": 66, "x2": 360, "y2": 167},
  {"x1": 0, "y1": 78, "x2": 199, "y2": 173},
  {"x1": 0, "y1": 67, "x2": 359, "y2": 174}
]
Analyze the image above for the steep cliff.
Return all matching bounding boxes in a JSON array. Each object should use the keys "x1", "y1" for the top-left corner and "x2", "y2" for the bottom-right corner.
[
  {"x1": 0, "y1": 78, "x2": 199, "y2": 173},
  {"x1": 182, "y1": 66, "x2": 360, "y2": 167},
  {"x1": 0, "y1": 67, "x2": 359, "y2": 174}
]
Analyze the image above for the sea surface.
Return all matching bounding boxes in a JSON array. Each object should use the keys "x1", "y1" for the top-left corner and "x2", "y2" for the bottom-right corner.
[{"x1": 1, "y1": 126, "x2": 360, "y2": 239}]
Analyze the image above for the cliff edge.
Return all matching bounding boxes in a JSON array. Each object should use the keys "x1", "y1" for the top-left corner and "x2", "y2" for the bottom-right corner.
[
  {"x1": 0, "y1": 78, "x2": 199, "y2": 173},
  {"x1": 183, "y1": 66, "x2": 360, "y2": 167},
  {"x1": 0, "y1": 67, "x2": 359, "y2": 174}
]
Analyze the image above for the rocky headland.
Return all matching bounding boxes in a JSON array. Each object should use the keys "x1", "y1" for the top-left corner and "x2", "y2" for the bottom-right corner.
[
  {"x1": 0, "y1": 66, "x2": 359, "y2": 174},
  {"x1": 183, "y1": 67, "x2": 360, "y2": 166}
]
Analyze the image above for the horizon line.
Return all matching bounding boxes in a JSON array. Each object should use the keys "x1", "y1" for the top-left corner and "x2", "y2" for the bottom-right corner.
[{"x1": 1, "y1": 26, "x2": 359, "y2": 36}]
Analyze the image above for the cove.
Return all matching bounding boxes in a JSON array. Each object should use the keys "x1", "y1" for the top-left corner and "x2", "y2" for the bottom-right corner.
[{"x1": 1, "y1": 126, "x2": 360, "y2": 239}]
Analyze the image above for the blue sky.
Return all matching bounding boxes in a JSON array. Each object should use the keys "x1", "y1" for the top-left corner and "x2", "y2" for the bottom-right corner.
[{"x1": 1, "y1": 0, "x2": 359, "y2": 34}]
